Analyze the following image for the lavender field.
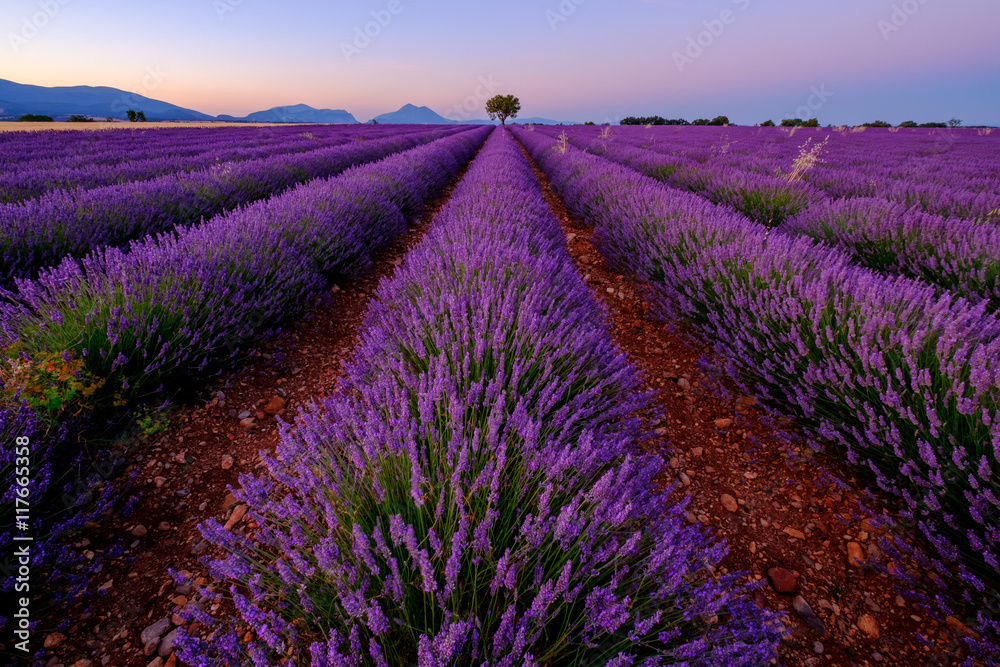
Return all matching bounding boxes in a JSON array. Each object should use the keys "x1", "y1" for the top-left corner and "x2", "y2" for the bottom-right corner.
[{"x1": 1, "y1": 123, "x2": 998, "y2": 666}]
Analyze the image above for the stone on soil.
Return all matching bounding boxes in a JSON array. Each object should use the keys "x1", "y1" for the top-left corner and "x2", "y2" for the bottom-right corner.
[
  {"x1": 721, "y1": 494, "x2": 739, "y2": 513},
  {"x1": 264, "y1": 396, "x2": 287, "y2": 415},
  {"x1": 792, "y1": 596, "x2": 827, "y2": 635},
  {"x1": 783, "y1": 527, "x2": 806, "y2": 540},
  {"x1": 158, "y1": 629, "x2": 179, "y2": 657},
  {"x1": 767, "y1": 567, "x2": 798, "y2": 594},
  {"x1": 847, "y1": 542, "x2": 865, "y2": 567},
  {"x1": 140, "y1": 618, "x2": 171, "y2": 646},
  {"x1": 225, "y1": 505, "x2": 247, "y2": 531},
  {"x1": 858, "y1": 614, "x2": 880, "y2": 639}
]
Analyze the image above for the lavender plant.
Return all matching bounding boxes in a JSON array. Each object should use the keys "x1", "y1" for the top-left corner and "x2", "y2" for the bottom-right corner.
[
  {"x1": 0, "y1": 127, "x2": 490, "y2": 410},
  {"x1": 0, "y1": 126, "x2": 463, "y2": 285},
  {"x1": 0, "y1": 125, "x2": 354, "y2": 204},
  {"x1": 0, "y1": 399, "x2": 120, "y2": 651},
  {"x1": 784, "y1": 197, "x2": 1000, "y2": 310},
  {"x1": 181, "y1": 129, "x2": 783, "y2": 666},
  {"x1": 513, "y1": 126, "x2": 1000, "y2": 661}
]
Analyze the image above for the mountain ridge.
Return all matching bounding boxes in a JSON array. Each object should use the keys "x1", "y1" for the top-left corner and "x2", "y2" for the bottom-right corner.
[
  {"x1": 217, "y1": 104, "x2": 357, "y2": 124},
  {"x1": 0, "y1": 79, "x2": 576, "y2": 125}
]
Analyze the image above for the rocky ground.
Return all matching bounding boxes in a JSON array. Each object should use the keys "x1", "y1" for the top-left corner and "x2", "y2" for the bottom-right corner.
[{"x1": 29, "y1": 139, "x2": 977, "y2": 667}]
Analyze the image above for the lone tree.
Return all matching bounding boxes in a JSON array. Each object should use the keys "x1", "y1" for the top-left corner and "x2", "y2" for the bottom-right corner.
[
  {"x1": 126, "y1": 109, "x2": 137, "y2": 122},
  {"x1": 485, "y1": 94, "x2": 520, "y2": 126},
  {"x1": 136, "y1": 111, "x2": 147, "y2": 122}
]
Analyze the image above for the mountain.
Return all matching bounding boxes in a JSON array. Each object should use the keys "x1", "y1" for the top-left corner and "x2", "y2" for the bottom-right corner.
[
  {"x1": 370, "y1": 104, "x2": 457, "y2": 124},
  {"x1": 217, "y1": 104, "x2": 357, "y2": 124},
  {"x1": 0, "y1": 78, "x2": 213, "y2": 121}
]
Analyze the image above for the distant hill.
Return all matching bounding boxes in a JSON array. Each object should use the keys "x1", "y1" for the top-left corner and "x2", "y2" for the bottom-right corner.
[
  {"x1": 0, "y1": 78, "x2": 213, "y2": 121},
  {"x1": 370, "y1": 104, "x2": 458, "y2": 124},
  {"x1": 217, "y1": 104, "x2": 357, "y2": 124}
]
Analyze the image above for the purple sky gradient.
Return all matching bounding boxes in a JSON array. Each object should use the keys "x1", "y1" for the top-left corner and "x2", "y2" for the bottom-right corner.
[{"x1": 4, "y1": 0, "x2": 998, "y2": 124}]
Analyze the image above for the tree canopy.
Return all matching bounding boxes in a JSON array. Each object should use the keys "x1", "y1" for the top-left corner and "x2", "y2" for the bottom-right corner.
[{"x1": 485, "y1": 94, "x2": 520, "y2": 125}]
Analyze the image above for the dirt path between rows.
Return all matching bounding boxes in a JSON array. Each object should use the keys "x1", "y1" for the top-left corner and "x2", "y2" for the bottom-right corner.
[
  {"x1": 33, "y1": 154, "x2": 480, "y2": 667},
  {"x1": 513, "y1": 137, "x2": 961, "y2": 667}
]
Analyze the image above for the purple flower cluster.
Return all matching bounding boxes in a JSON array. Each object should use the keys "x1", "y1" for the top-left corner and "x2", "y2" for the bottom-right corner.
[
  {"x1": 0, "y1": 127, "x2": 490, "y2": 406},
  {"x1": 184, "y1": 128, "x2": 782, "y2": 666},
  {"x1": 784, "y1": 197, "x2": 1000, "y2": 310},
  {"x1": 0, "y1": 399, "x2": 123, "y2": 640},
  {"x1": 562, "y1": 129, "x2": 821, "y2": 227},
  {"x1": 546, "y1": 125, "x2": 1000, "y2": 222},
  {"x1": 0, "y1": 124, "x2": 359, "y2": 204},
  {"x1": 0, "y1": 125, "x2": 465, "y2": 285},
  {"x1": 513, "y1": 126, "x2": 1000, "y2": 659}
]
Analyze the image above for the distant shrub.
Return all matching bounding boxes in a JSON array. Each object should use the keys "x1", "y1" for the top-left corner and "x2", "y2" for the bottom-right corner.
[
  {"x1": 802, "y1": 118, "x2": 819, "y2": 127},
  {"x1": 760, "y1": 120, "x2": 775, "y2": 127},
  {"x1": 17, "y1": 114, "x2": 53, "y2": 122},
  {"x1": 584, "y1": 121, "x2": 596, "y2": 126},
  {"x1": 621, "y1": 116, "x2": 690, "y2": 126},
  {"x1": 861, "y1": 120, "x2": 892, "y2": 128},
  {"x1": 709, "y1": 115, "x2": 730, "y2": 126},
  {"x1": 66, "y1": 115, "x2": 94, "y2": 123},
  {"x1": 691, "y1": 118, "x2": 710, "y2": 126},
  {"x1": 898, "y1": 121, "x2": 918, "y2": 128},
  {"x1": 919, "y1": 122, "x2": 948, "y2": 128},
  {"x1": 780, "y1": 118, "x2": 803, "y2": 127}
]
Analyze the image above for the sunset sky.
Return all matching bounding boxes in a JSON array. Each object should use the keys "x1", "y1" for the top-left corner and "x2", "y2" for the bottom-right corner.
[{"x1": 4, "y1": 0, "x2": 999, "y2": 125}]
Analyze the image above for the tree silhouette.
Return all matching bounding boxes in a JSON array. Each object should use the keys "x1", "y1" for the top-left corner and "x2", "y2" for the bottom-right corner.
[{"x1": 485, "y1": 94, "x2": 521, "y2": 126}]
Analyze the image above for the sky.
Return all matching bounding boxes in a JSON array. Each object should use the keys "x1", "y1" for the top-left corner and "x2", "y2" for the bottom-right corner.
[{"x1": 2, "y1": 0, "x2": 999, "y2": 125}]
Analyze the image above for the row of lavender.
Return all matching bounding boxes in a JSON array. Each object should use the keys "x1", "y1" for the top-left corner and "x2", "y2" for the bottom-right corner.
[
  {"x1": 178, "y1": 127, "x2": 782, "y2": 667},
  {"x1": 0, "y1": 125, "x2": 375, "y2": 204},
  {"x1": 563, "y1": 125, "x2": 999, "y2": 212},
  {"x1": 553, "y1": 126, "x2": 1000, "y2": 221},
  {"x1": 0, "y1": 126, "x2": 462, "y2": 285},
  {"x1": 0, "y1": 124, "x2": 344, "y2": 172},
  {"x1": 547, "y1": 126, "x2": 1000, "y2": 310},
  {"x1": 0, "y1": 126, "x2": 492, "y2": 642},
  {"x1": 513, "y1": 126, "x2": 1000, "y2": 661}
]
